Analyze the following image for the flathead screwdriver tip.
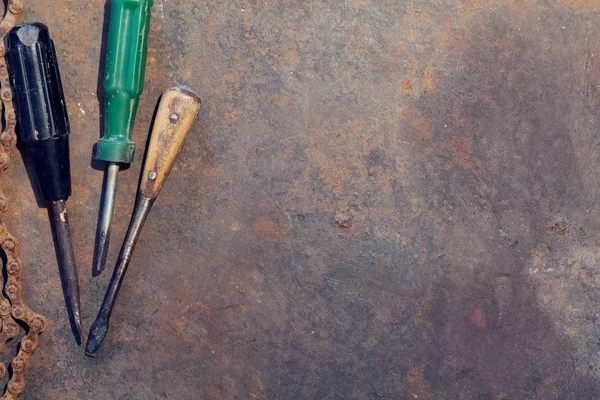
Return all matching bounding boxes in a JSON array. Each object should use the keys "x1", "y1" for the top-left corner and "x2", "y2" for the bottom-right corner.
[
  {"x1": 74, "y1": 315, "x2": 82, "y2": 346},
  {"x1": 85, "y1": 315, "x2": 109, "y2": 357},
  {"x1": 93, "y1": 162, "x2": 120, "y2": 276}
]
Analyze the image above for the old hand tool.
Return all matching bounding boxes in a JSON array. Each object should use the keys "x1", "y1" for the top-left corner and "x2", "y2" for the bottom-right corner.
[
  {"x1": 86, "y1": 86, "x2": 201, "y2": 356},
  {"x1": 0, "y1": 1, "x2": 50, "y2": 395},
  {"x1": 7, "y1": 23, "x2": 82, "y2": 344},
  {"x1": 93, "y1": 0, "x2": 153, "y2": 276}
]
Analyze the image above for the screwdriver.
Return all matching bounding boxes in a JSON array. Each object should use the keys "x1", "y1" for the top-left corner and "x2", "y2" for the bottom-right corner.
[
  {"x1": 86, "y1": 86, "x2": 201, "y2": 356},
  {"x1": 93, "y1": 0, "x2": 153, "y2": 276},
  {"x1": 7, "y1": 23, "x2": 82, "y2": 344}
]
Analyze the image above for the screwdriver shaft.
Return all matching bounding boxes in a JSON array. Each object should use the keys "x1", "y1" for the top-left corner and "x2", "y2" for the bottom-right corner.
[
  {"x1": 86, "y1": 193, "x2": 154, "y2": 356},
  {"x1": 49, "y1": 200, "x2": 82, "y2": 345},
  {"x1": 93, "y1": 162, "x2": 120, "y2": 275}
]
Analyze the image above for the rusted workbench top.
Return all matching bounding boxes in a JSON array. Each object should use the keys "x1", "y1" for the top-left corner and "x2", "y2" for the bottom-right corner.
[{"x1": 3, "y1": 0, "x2": 600, "y2": 398}]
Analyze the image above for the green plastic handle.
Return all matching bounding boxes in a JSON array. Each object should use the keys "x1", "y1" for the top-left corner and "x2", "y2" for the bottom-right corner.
[{"x1": 96, "y1": 0, "x2": 154, "y2": 164}]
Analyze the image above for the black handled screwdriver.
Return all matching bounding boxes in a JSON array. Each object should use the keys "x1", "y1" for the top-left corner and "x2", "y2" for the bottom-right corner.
[{"x1": 7, "y1": 23, "x2": 82, "y2": 344}]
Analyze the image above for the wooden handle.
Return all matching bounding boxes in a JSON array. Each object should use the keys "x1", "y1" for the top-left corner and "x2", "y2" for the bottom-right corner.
[{"x1": 140, "y1": 86, "x2": 201, "y2": 199}]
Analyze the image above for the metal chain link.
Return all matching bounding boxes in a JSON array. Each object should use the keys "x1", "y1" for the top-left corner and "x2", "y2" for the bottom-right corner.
[{"x1": 0, "y1": 1, "x2": 49, "y2": 398}]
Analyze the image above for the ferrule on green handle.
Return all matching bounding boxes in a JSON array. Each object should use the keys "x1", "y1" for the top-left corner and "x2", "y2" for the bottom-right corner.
[{"x1": 96, "y1": 0, "x2": 154, "y2": 164}]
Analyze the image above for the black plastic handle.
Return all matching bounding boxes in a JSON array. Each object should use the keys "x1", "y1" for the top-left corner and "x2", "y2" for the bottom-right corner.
[{"x1": 7, "y1": 23, "x2": 71, "y2": 202}]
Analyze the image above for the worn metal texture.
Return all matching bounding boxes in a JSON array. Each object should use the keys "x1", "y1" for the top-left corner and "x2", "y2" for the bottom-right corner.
[{"x1": 2, "y1": 0, "x2": 600, "y2": 398}]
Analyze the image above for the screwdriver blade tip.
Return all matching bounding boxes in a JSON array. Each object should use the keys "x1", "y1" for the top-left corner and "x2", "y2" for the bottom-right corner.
[
  {"x1": 92, "y1": 232, "x2": 109, "y2": 277},
  {"x1": 68, "y1": 298, "x2": 83, "y2": 346},
  {"x1": 74, "y1": 320, "x2": 82, "y2": 346},
  {"x1": 85, "y1": 316, "x2": 109, "y2": 357}
]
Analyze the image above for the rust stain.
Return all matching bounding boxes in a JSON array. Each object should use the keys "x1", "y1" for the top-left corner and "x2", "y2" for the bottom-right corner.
[
  {"x1": 41, "y1": 389, "x2": 81, "y2": 400},
  {"x1": 563, "y1": 0, "x2": 600, "y2": 12},
  {"x1": 270, "y1": 43, "x2": 300, "y2": 65},
  {"x1": 231, "y1": 221, "x2": 242, "y2": 232},
  {"x1": 400, "y1": 4, "x2": 432, "y2": 40},
  {"x1": 568, "y1": 263, "x2": 594, "y2": 286},
  {"x1": 550, "y1": 278, "x2": 569, "y2": 312},
  {"x1": 175, "y1": 315, "x2": 187, "y2": 332},
  {"x1": 242, "y1": 5, "x2": 254, "y2": 30},
  {"x1": 253, "y1": 371, "x2": 265, "y2": 392},
  {"x1": 409, "y1": 113, "x2": 434, "y2": 143},
  {"x1": 208, "y1": 384, "x2": 222, "y2": 398},
  {"x1": 64, "y1": 377, "x2": 84, "y2": 391},
  {"x1": 321, "y1": 163, "x2": 348, "y2": 190},
  {"x1": 275, "y1": 93, "x2": 292, "y2": 108},
  {"x1": 471, "y1": 306, "x2": 487, "y2": 329},
  {"x1": 550, "y1": 220, "x2": 571, "y2": 235},
  {"x1": 201, "y1": 165, "x2": 221, "y2": 179},
  {"x1": 215, "y1": 59, "x2": 249, "y2": 99},
  {"x1": 445, "y1": 136, "x2": 484, "y2": 174},
  {"x1": 205, "y1": 15, "x2": 218, "y2": 30},
  {"x1": 406, "y1": 358, "x2": 433, "y2": 400},
  {"x1": 420, "y1": 300, "x2": 434, "y2": 331},
  {"x1": 401, "y1": 76, "x2": 414, "y2": 94},
  {"x1": 224, "y1": 106, "x2": 242, "y2": 124},
  {"x1": 71, "y1": 184, "x2": 91, "y2": 204},
  {"x1": 253, "y1": 215, "x2": 289, "y2": 242},
  {"x1": 531, "y1": 243, "x2": 550, "y2": 269},
  {"x1": 421, "y1": 65, "x2": 437, "y2": 91},
  {"x1": 447, "y1": 272, "x2": 458, "y2": 283},
  {"x1": 459, "y1": 0, "x2": 493, "y2": 6},
  {"x1": 334, "y1": 211, "x2": 353, "y2": 228},
  {"x1": 348, "y1": 0, "x2": 370, "y2": 10},
  {"x1": 566, "y1": 327, "x2": 580, "y2": 337},
  {"x1": 344, "y1": 38, "x2": 359, "y2": 61}
]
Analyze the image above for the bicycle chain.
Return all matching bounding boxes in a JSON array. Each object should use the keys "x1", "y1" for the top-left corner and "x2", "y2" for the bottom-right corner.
[{"x1": 0, "y1": 1, "x2": 49, "y2": 398}]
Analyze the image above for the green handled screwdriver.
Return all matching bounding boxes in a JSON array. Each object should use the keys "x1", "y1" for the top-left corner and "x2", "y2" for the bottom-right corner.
[{"x1": 93, "y1": 0, "x2": 153, "y2": 276}]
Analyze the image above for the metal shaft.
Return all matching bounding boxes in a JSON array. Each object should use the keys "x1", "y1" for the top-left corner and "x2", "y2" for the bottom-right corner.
[
  {"x1": 86, "y1": 193, "x2": 154, "y2": 356},
  {"x1": 93, "y1": 162, "x2": 120, "y2": 275},
  {"x1": 49, "y1": 200, "x2": 82, "y2": 345}
]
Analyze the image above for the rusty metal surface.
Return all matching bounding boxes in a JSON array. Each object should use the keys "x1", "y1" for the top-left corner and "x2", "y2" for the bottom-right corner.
[{"x1": 3, "y1": 0, "x2": 600, "y2": 398}]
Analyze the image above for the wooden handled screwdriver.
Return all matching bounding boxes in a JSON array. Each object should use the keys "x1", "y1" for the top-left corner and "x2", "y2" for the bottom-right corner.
[{"x1": 86, "y1": 86, "x2": 201, "y2": 356}]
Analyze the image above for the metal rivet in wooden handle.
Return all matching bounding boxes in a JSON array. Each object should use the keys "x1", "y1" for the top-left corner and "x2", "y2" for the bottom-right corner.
[{"x1": 140, "y1": 86, "x2": 201, "y2": 199}]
